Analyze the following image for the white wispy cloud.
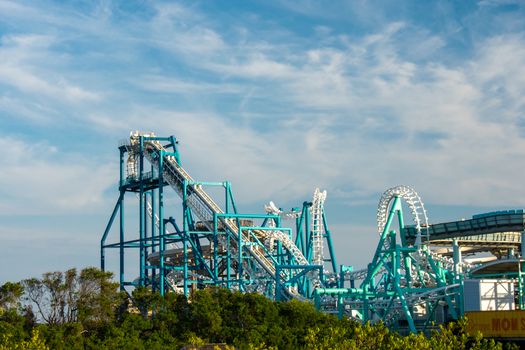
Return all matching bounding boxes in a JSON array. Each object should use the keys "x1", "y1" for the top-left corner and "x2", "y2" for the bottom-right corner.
[
  {"x1": 87, "y1": 10, "x2": 525, "y2": 209},
  {"x1": 0, "y1": 33, "x2": 101, "y2": 108},
  {"x1": 150, "y1": 3, "x2": 226, "y2": 56},
  {"x1": 132, "y1": 74, "x2": 242, "y2": 95},
  {"x1": 1, "y1": 0, "x2": 524, "y2": 212},
  {"x1": 0, "y1": 137, "x2": 114, "y2": 215}
]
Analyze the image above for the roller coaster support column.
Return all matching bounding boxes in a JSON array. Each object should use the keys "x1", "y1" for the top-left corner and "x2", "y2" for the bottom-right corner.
[
  {"x1": 364, "y1": 197, "x2": 401, "y2": 283},
  {"x1": 100, "y1": 191, "x2": 124, "y2": 272},
  {"x1": 294, "y1": 203, "x2": 308, "y2": 257},
  {"x1": 322, "y1": 211, "x2": 337, "y2": 275},
  {"x1": 101, "y1": 142, "x2": 147, "y2": 292},
  {"x1": 182, "y1": 179, "x2": 189, "y2": 297},
  {"x1": 101, "y1": 134, "x2": 196, "y2": 294},
  {"x1": 150, "y1": 186, "x2": 156, "y2": 285},
  {"x1": 297, "y1": 202, "x2": 311, "y2": 297},
  {"x1": 396, "y1": 204, "x2": 412, "y2": 285},
  {"x1": 139, "y1": 136, "x2": 145, "y2": 286},
  {"x1": 361, "y1": 196, "x2": 402, "y2": 321},
  {"x1": 304, "y1": 203, "x2": 312, "y2": 261},
  {"x1": 158, "y1": 150, "x2": 166, "y2": 296},
  {"x1": 238, "y1": 225, "x2": 244, "y2": 292},
  {"x1": 119, "y1": 146, "x2": 125, "y2": 289},
  {"x1": 213, "y1": 213, "x2": 219, "y2": 285},
  {"x1": 394, "y1": 243, "x2": 416, "y2": 332}
]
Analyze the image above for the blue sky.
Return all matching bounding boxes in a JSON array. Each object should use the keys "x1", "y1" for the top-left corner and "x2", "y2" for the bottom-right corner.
[{"x1": 1, "y1": 0, "x2": 524, "y2": 283}]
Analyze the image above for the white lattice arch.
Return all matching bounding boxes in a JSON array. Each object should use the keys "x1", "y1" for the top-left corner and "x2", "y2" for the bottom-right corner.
[{"x1": 376, "y1": 185, "x2": 428, "y2": 245}]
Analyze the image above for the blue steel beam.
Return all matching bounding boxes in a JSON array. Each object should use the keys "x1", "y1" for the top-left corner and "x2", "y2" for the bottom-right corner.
[{"x1": 103, "y1": 133, "x2": 342, "y2": 302}]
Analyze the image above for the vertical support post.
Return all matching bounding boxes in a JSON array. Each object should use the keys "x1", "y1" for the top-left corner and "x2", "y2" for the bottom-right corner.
[
  {"x1": 323, "y1": 211, "x2": 337, "y2": 274},
  {"x1": 158, "y1": 151, "x2": 165, "y2": 296},
  {"x1": 227, "y1": 227, "x2": 231, "y2": 289},
  {"x1": 362, "y1": 262, "x2": 373, "y2": 324},
  {"x1": 101, "y1": 192, "x2": 124, "y2": 272},
  {"x1": 168, "y1": 135, "x2": 181, "y2": 164},
  {"x1": 119, "y1": 198, "x2": 125, "y2": 288},
  {"x1": 396, "y1": 204, "x2": 412, "y2": 285},
  {"x1": 395, "y1": 245, "x2": 416, "y2": 333},
  {"x1": 277, "y1": 239, "x2": 283, "y2": 265},
  {"x1": 100, "y1": 235, "x2": 107, "y2": 273},
  {"x1": 151, "y1": 186, "x2": 157, "y2": 288},
  {"x1": 213, "y1": 213, "x2": 219, "y2": 285},
  {"x1": 238, "y1": 227, "x2": 243, "y2": 291},
  {"x1": 119, "y1": 147, "x2": 125, "y2": 290},
  {"x1": 150, "y1": 192, "x2": 155, "y2": 254},
  {"x1": 225, "y1": 182, "x2": 230, "y2": 214},
  {"x1": 182, "y1": 180, "x2": 189, "y2": 297},
  {"x1": 304, "y1": 204, "x2": 311, "y2": 262},
  {"x1": 144, "y1": 193, "x2": 149, "y2": 283},
  {"x1": 119, "y1": 146, "x2": 125, "y2": 187},
  {"x1": 294, "y1": 206, "x2": 306, "y2": 255},
  {"x1": 183, "y1": 227, "x2": 188, "y2": 296},
  {"x1": 227, "y1": 184, "x2": 238, "y2": 214},
  {"x1": 365, "y1": 197, "x2": 400, "y2": 285},
  {"x1": 139, "y1": 137, "x2": 145, "y2": 285},
  {"x1": 275, "y1": 265, "x2": 281, "y2": 301},
  {"x1": 314, "y1": 289, "x2": 320, "y2": 309},
  {"x1": 338, "y1": 295, "x2": 344, "y2": 319}
]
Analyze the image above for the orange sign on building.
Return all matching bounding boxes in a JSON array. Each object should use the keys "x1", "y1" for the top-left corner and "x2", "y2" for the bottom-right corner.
[{"x1": 466, "y1": 310, "x2": 525, "y2": 338}]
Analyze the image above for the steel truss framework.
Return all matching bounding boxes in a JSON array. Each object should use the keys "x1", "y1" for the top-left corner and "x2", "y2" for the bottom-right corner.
[
  {"x1": 100, "y1": 132, "x2": 338, "y2": 301},
  {"x1": 316, "y1": 186, "x2": 525, "y2": 334},
  {"x1": 100, "y1": 133, "x2": 525, "y2": 334},
  {"x1": 315, "y1": 186, "x2": 465, "y2": 334}
]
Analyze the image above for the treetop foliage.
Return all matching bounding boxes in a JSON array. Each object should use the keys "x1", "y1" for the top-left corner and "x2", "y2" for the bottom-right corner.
[{"x1": 0, "y1": 268, "x2": 519, "y2": 349}]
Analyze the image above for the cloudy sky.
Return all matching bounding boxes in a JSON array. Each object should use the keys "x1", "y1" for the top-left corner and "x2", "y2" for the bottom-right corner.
[{"x1": 0, "y1": 0, "x2": 524, "y2": 283}]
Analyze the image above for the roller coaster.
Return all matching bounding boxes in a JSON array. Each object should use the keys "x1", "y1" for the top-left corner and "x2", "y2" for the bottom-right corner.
[{"x1": 101, "y1": 132, "x2": 525, "y2": 333}]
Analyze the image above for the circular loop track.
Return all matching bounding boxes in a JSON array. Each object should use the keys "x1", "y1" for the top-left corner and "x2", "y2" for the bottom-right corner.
[{"x1": 376, "y1": 185, "x2": 428, "y2": 240}]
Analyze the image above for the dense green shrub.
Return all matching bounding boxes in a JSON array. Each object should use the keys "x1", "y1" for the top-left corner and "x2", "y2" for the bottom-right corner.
[{"x1": 0, "y1": 270, "x2": 518, "y2": 349}]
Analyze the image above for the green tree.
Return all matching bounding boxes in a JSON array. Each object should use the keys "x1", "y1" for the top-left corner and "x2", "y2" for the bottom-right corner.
[
  {"x1": 76, "y1": 267, "x2": 120, "y2": 326},
  {"x1": 1, "y1": 272, "x2": 518, "y2": 350},
  {"x1": 22, "y1": 268, "x2": 119, "y2": 327},
  {"x1": 0, "y1": 329, "x2": 49, "y2": 350},
  {"x1": 0, "y1": 282, "x2": 24, "y2": 311},
  {"x1": 188, "y1": 288, "x2": 224, "y2": 342}
]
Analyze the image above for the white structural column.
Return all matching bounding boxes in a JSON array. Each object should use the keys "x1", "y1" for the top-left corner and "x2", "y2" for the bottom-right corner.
[{"x1": 311, "y1": 188, "x2": 327, "y2": 267}]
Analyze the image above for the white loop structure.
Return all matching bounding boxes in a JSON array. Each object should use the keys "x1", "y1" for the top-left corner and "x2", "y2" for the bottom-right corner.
[
  {"x1": 264, "y1": 188, "x2": 327, "y2": 287},
  {"x1": 265, "y1": 188, "x2": 327, "y2": 268},
  {"x1": 376, "y1": 185, "x2": 429, "y2": 245},
  {"x1": 311, "y1": 188, "x2": 327, "y2": 267}
]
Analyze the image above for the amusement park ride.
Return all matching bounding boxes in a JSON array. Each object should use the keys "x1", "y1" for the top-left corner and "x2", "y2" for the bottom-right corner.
[{"x1": 101, "y1": 132, "x2": 525, "y2": 334}]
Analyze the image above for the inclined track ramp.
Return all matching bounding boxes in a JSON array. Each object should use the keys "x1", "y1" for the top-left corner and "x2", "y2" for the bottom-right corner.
[{"x1": 138, "y1": 138, "x2": 308, "y2": 289}]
